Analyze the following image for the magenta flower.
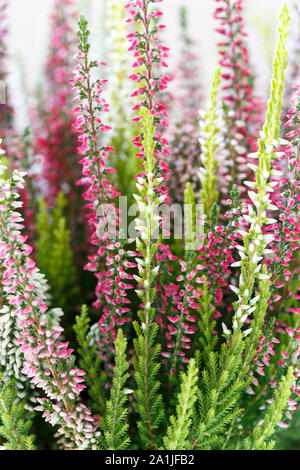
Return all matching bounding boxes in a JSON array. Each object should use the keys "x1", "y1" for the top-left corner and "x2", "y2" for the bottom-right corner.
[
  {"x1": 214, "y1": 0, "x2": 263, "y2": 200},
  {"x1": 70, "y1": 17, "x2": 135, "y2": 364}
]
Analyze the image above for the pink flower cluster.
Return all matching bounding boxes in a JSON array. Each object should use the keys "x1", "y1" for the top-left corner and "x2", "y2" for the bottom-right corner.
[
  {"x1": 263, "y1": 83, "x2": 300, "y2": 314},
  {"x1": 70, "y1": 19, "x2": 135, "y2": 360},
  {"x1": 163, "y1": 201, "x2": 241, "y2": 371},
  {"x1": 0, "y1": 168, "x2": 99, "y2": 449},
  {"x1": 166, "y1": 8, "x2": 203, "y2": 204},
  {"x1": 32, "y1": 0, "x2": 80, "y2": 209},
  {"x1": 214, "y1": 0, "x2": 263, "y2": 199},
  {"x1": 126, "y1": 0, "x2": 171, "y2": 199},
  {"x1": 244, "y1": 84, "x2": 300, "y2": 422},
  {"x1": 8, "y1": 132, "x2": 38, "y2": 242}
]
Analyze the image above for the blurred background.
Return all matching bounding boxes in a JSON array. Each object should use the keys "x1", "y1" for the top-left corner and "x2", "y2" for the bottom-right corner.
[{"x1": 7, "y1": 0, "x2": 285, "y2": 128}]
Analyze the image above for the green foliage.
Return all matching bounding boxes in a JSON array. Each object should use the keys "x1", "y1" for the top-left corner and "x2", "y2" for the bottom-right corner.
[
  {"x1": 232, "y1": 3, "x2": 290, "y2": 331},
  {"x1": 184, "y1": 182, "x2": 197, "y2": 251},
  {"x1": 180, "y1": 5, "x2": 188, "y2": 31},
  {"x1": 133, "y1": 320, "x2": 164, "y2": 450},
  {"x1": 244, "y1": 367, "x2": 294, "y2": 450},
  {"x1": 0, "y1": 376, "x2": 36, "y2": 450},
  {"x1": 100, "y1": 330, "x2": 130, "y2": 450},
  {"x1": 239, "y1": 267, "x2": 270, "y2": 380},
  {"x1": 191, "y1": 332, "x2": 245, "y2": 449},
  {"x1": 199, "y1": 67, "x2": 221, "y2": 219},
  {"x1": 132, "y1": 107, "x2": 165, "y2": 449},
  {"x1": 77, "y1": 16, "x2": 91, "y2": 54},
  {"x1": 197, "y1": 278, "x2": 218, "y2": 358},
  {"x1": 35, "y1": 192, "x2": 78, "y2": 309},
  {"x1": 164, "y1": 359, "x2": 198, "y2": 450},
  {"x1": 275, "y1": 409, "x2": 300, "y2": 450},
  {"x1": 73, "y1": 305, "x2": 107, "y2": 414},
  {"x1": 0, "y1": 155, "x2": 9, "y2": 180},
  {"x1": 191, "y1": 270, "x2": 272, "y2": 450},
  {"x1": 262, "y1": 3, "x2": 290, "y2": 145}
]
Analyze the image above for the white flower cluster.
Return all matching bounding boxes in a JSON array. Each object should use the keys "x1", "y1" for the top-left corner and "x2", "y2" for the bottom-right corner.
[
  {"x1": 131, "y1": 108, "x2": 168, "y2": 315},
  {"x1": 133, "y1": 172, "x2": 165, "y2": 292},
  {"x1": 0, "y1": 166, "x2": 31, "y2": 401},
  {"x1": 0, "y1": 162, "x2": 64, "y2": 406},
  {"x1": 0, "y1": 161, "x2": 100, "y2": 449},
  {"x1": 198, "y1": 68, "x2": 225, "y2": 217},
  {"x1": 134, "y1": 174, "x2": 165, "y2": 240},
  {"x1": 198, "y1": 110, "x2": 225, "y2": 186},
  {"x1": 224, "y1": 137, "x2": 289, "y2": 335}
]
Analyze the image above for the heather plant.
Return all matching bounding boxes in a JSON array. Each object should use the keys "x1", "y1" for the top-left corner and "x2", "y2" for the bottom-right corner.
[
  {"x1": 0, "y1": 374, "x2": 36, "y2": 450},
  {"x1": 32, "y1": 0, "x2": 79, "y2": 207},
  {"x1": 165, "y1": 6, "x2": 202, "y2": 205},
  {"x1": 0, "y1": 0, "x2": 299, "y2": 452},
  {"x1": 35, "y1": 192, "x2": 78, "y2": 312},
  {"x1": 284, "y1": 0, "x2": 300, "y2": 106},
  {"x1": 31, "y1": 0, "x2": 90, "y2": 281},
  {"x1": 104, "y1": 0, "x2": 141, "y2": 203},
  {"x1": 214, "y1": 0, "x2": 264, "y2": 204}
]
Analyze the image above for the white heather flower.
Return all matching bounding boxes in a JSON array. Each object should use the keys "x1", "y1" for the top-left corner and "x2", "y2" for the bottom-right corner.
[
  {"x1": 243, "y1": 328, "x2": 253, "y2": 337},
  {"x1": 230, "y1": 285, "x2": 239, "y2": 294},
  {"x1": 222, "y1": 323, "x2": 231, "y2": 335}
]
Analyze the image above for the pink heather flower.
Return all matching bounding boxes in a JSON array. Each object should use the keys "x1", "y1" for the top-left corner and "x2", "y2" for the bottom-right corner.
[
  {"x1": 164, "y1": 6, "x2": 203, "y2": 204},
  {"x1": 214, "y1": 0, "x2": 264, "y2": 201},
  {"x1": 0, "y1": 4, "x2": 33, "y2": 241},
  {"x1": 265, "y1": 85, "x2": 300, "y2": 309},
  {"x1": 7, "y1": 131, "x2": 39, "y2": 244},
  {"x1": 0, "y1": 167, "x2": 99, "y2": 449},
  {"x1": 283, "y1": 1, "x2": 300, "y2": 121},
  {"x1": 163, "y1": 199, "x2": 242, "y2": 372},
  {"x1": 71, "y1": 17, "x2": 135, "y2": 365},
  {"x1": 31, "y1": 0, "x2": 85, "y2": 226},
  {"x1": 126, "y1": 1, "x2": 195, "y2": 372},
  {"x1": 126, "y1": 0, "x2": 172, "y2": 201}
]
